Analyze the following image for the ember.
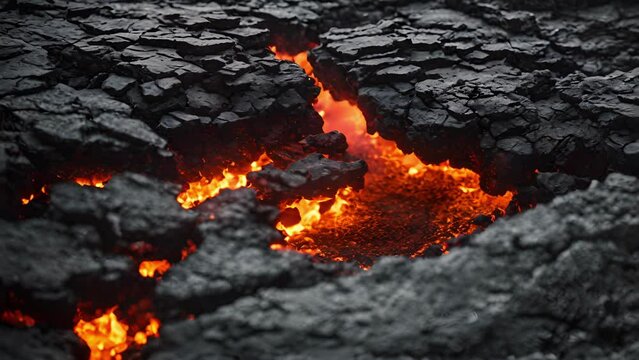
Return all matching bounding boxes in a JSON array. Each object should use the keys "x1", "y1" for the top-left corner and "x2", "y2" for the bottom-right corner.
[
  {"x1": 271, "y1": 47, "x2": 513, "y2": 261},
  {"x1": 177, "y1": 153, "x2": 272, "y2": 209},
  {"x1": 1, "y1": 310, "x2": 35, "y2": 327}
]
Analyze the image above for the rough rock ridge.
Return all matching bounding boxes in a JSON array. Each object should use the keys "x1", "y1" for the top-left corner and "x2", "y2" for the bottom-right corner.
[{"x1": 149, "y1": 173, "x2": 639, "y2": 360}]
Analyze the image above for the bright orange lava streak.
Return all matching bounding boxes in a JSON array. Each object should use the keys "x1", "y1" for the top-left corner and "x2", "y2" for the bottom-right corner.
[
  {"x1": 270, "y1": 46, "x2": 513, "y2": 260},
  {"x1": 177, "y1": 153, "x2": 272, "y2": 209}
]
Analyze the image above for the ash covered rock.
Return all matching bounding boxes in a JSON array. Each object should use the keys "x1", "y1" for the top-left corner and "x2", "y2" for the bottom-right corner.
[
  {"x1": 248, "y1": 153, "x2": 367, "y2": 202},
  {"x1": 48, "y1": 173, "x2": 197, "y2": 259},
  {"x1": 308, "y1": 1, "x2": 639, "y2": 194},
  {"x1": 0, "y1": 219, "x2": 136, "y2": 327},
  {"x1": 154, "y1": 188, "x2": 355, "y2": 320},
  {"x1": 0, "y1": 325, "x2": 88, "y2": 360},
  {"x1": 150, "y1": 173, "x2": 639, "y2": 359}
]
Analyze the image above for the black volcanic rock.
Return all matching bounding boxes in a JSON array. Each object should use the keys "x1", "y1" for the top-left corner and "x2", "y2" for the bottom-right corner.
[
  {"x1": 248, "y1": 153, "x2": 367, "y2": 202},
  {"x1": 308, "y1": 1, "x2": 639, "y2": 194},
  {"x1": 154, "y1": 188, "x2": 354, "y2": 320},
  {"x1": 149, "y1": 173, "x2": 639, "y2": 360},
  {"x1": 0, "y1": 219, "x2": 136, "y2": 327},
  {"x1": 0, "y1": 83, "x2": 176, "y2": 179},
  {"x1": 48, "y1": 173, "x2": 198, "y2": 259},
  {"x1": 0, "y1": 326, "x2": 88, "y2": 360},
  {"x1": 536, "y1": 171, "x2": 591, "y2": 197},
  {"x1": 0, "y1": 0, "x2": 326, "y2": 197},
  {"x1": 2, "y1": 1, "x2": 639, "y2": 359},
  {"x1": 300, "y1": 130, "x2": 349, "y2": 154}
]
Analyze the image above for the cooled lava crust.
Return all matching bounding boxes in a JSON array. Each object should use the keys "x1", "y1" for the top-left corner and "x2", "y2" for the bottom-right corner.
[{"x1": 1, "y1": 0, "x2": 639, "y2": 359}]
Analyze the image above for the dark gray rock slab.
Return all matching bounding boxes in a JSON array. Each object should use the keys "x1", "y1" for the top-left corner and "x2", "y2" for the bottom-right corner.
[
  {"x1": 154, "y1": 188, "x2": 354, "y2": 320},
  {"x1": 0, "y1": 326, "x2": 88, "y2": 360},
  {"x1": 48, "y1": 173, "x2": 198, "y2": 258},
  {"x1": 0, "y1": 218, "x2": 136, "y2": 327},
  {"x1": 248, "y1": 153, "x2": 367, "y2": 202},
  {"x1": 149, "y1": 173, "x2": 639, "y2": 360}
]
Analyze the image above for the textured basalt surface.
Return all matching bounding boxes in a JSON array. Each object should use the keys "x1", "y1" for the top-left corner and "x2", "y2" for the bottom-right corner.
[
  {"x1": 155, "y1": 188, "x2": 355, "y2": 320},
  {"x1": 1, "y1": 0, "x2": 639, "y2": 359},
  {"x1": 149, "y1": 173, "x2": 639, "y2": 360},
  {"x1": 309, "y1": 0, "x2": 639, "y2": 195}
]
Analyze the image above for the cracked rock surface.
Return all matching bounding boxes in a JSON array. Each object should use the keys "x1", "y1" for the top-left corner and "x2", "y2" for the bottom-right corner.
[
  {"x1": 155, "y1": 188, "x2": 355, "y2": 320},
  {"x1": 0, "y1": 0, "x2": 324, "y2": 214},
  {"x1": 0, "y1": 325, "x2": 88, "y2": 360},
  {"x1": 308, "y1": 0, "x2": 639, "y2": 195},
  {"x1": 2, "y1": 0, "x2": 639, "y2": 359},
  {"x1": 48, "y1": 173, "x2": 199, "y2": 259},
  {"x1": 0, "y1": 218, "x2": 136, "y2": 327},
  {"x1": 150, "y1": 173, "x2": 639, "y2": 360}
]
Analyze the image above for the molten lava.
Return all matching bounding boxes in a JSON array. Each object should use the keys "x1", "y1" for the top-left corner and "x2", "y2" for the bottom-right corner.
[
  {"x1": 270, "y1": 46, "x2": 513, "y2": 262},
  {"x1": 74, "y1": 308, "x2": 160, "y2": 360},
  {"x1": 74, "y1": 309, "x2": 129, "y2": 360},
  {"x1": 177, "y1": 152, "x2": 272, "y2": 209},
  {"x1": 20, "y1": 185, "x2": 47, "y2": 205},
  {"x1": 1, "y1": 310, "x2": 36, "y2": 327},
  {"x1": 75, "y1": 174, "x2": 112, "y2": 188},
  {"x1": 20, "y1": 174, "x2": 109, "y2": 206},
  {"x1": 138, "y1": 260, "x2": 171, "y2": 278},
  {"x1": 275, "y1": 187, "x2": 353, "y2": 256},
  {"x1": 181, "y1": 240, "x2": 197, "y2": 260}
]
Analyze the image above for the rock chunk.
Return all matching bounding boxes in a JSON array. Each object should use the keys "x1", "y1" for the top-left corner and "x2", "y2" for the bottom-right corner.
[
  {"x1": 0, "y1": 326, "x2": 88, "y2": 360},
  {"x1": 150, "y1": 174, "x2": 639, "y2": 360},
  {"x1": 0, "y1": 219, "x2": 135, "y2": 327},
  {"x1": 48, "y1": 173, "x2": 198, "y2": 259},
  {"x1": 154, "y1": 188, "x2": 353, "y2": 320},
  {"x1": 248, "y1": 153, "x2": 367, "y2": 202}
]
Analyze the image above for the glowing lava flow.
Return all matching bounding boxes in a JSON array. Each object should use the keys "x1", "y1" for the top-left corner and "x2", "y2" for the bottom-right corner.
[
  {"x1": 274, "y1": 187, "x2": 353, "y2": 256},
  {"x1": 270, "y1": 46, "x2": 513, "y2": 262},
  {"x1": 138, "y1": 260, "x2": 171, "y2": 278},
  {"x1": 21, "y1": 175, "x2": 110, "y2": 206},
  {"x1": 177, "y1": 153, "x2": 272, "y2": 209},
  {"x1": 74, "y1": 308, "x2": 160, "y2": 360},
  {"x1": 75, "y1": 174, "x2": 112, "y2": 188}
]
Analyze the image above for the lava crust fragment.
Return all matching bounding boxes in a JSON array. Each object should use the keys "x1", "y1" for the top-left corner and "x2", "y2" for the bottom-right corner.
[
  {"x1": 48, "y1": 173, "x2": 198, "y2": 259},
  {"x1": 154, "y1": 188, "x2": 355, "y2": 320},
  {"x1": 248, "y1": 153, "x2": 367, "y2": 202},
  {"x1": 0, "y1": 219, "x2": 135, "y2": 327}
]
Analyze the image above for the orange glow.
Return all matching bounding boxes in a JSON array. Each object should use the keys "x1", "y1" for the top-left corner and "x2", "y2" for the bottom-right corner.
[
  {"x1": 177, "y1": 153, "x2": 272, "y2": 209},
  {"x1": 181, "y1": 240, "x2": 197, "y2": 260},
  {"x1": 21, "y1": 194, "x2": 34, "y2": 205},
  {"x1": 74, "y1": 308, "x2": 160, "y2": 360},
  {"x1": 276, "y1": 187, "x2": 353, "y2": 239},
  {"x1": 270, "y1": 46, "x2": 513, "y2": 262},
  {"x1": 74, "y1": 309, "x2": 129, "y2": 360},
  {"x1": 1, "y1": 310, "x2": 35, "y2": 327},
  {"x1": 138, "y1": 260, "x2": 171, "y2": 278},
  {"x1": 20, "y1": 185, "x2": 48, "y2": 206},
  {"x1": 133, "y1": 317, "x2": 160, "y2": 345},
  {"x1": 75, "y1": 174, "x2": 112, "y2": 188}
]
